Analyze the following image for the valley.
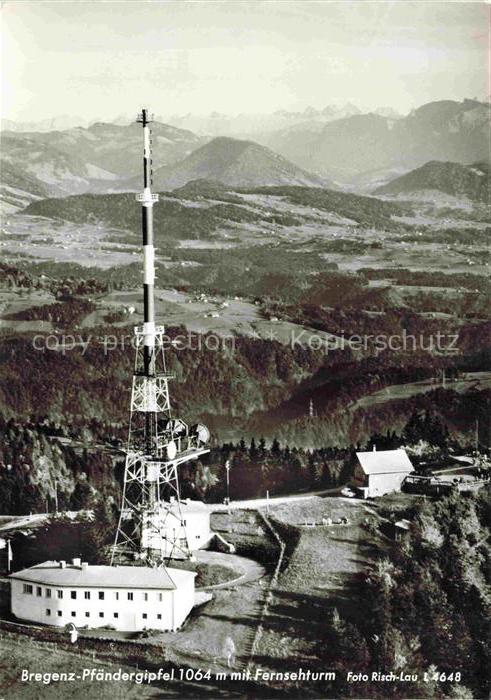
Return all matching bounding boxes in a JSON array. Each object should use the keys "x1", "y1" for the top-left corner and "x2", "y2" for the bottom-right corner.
[
  {"x1": 0, "y1": 176, "x2": 488, "y2": 460},
  {"x1": 1, "y1": 1, "x2": 490, "y2": 696}
]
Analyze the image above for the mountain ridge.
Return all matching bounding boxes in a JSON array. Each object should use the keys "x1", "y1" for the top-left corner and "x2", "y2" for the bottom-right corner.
[
  {"x1": 259, "y1": 99, "x2": 489, "y2": 183},
  {"x1": 2, "y1": 99, "x2": 488, "y2": 207},
  {"x1": 375, "y1": 160, "x2": 490, "y2": 202},
  {"x1": 142, "y1": 136, "x2": 329, "y2": 190},
  {"x1": 0, "y1": 120, "x2": 206, "y2": 210}
]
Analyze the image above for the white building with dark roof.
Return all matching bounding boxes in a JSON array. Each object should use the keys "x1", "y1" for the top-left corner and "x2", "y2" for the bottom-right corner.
[
  {"x1": 354, "y1": 448, "x2": 414, "y2": 498},
  {"x1": 9, "y1": 558, "x2": 196, "y2": 632}
]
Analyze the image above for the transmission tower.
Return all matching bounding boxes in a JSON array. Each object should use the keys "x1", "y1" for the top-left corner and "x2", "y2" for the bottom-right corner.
[{"x1": 111, "y1": 109, "x2": 210, "y2": 566}]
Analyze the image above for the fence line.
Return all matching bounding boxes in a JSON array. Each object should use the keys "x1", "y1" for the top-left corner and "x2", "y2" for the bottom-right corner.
[{"x1": 245, "y1": 509, "x2": 286, "y2": 671}]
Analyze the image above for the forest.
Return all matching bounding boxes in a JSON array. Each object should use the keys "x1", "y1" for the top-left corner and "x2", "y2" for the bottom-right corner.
[
  {"x1": 359, "y1": 488, "x2": 490, "y2": 698},
  {"x1": 305, "y1": 487, "x2": 491, "y2": 699},
  {"x1": 0, "y1": 404, "x2": 484, "y2": 516}
]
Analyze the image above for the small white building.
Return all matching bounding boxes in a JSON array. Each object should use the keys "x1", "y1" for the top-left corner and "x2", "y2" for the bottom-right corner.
[
  {"x1": 178, "y1": 500, "x2": 212, "y2": 551},
  {"x1": 9, "y1": 558, "x2": 196, "y2": 632},
  {"x1": 142, "y1": 500, "x2": 212, "y2": 559},
  {"x1": 354, "y1": 448, "x2": 414, "y2": 498}
]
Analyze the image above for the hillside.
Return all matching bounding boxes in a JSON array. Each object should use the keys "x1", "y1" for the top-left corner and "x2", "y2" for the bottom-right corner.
[
  {"x1": 375, "y1": 160, "x2": 490, "y2": 202},
  {"x1": 21, "y1": 182, "x2": 405, "y2": 241},
  {"x1": 0, "y1": 161, "x2": 51, "y2": 214},
  {"x1": 0, "y1": 121, "x2": 205, "y2": 207},
  {"x1": 146, "y1": 137, "x2": 328, "y2": 189},
  {"x1": 20, "y1": 190, "x2": 299, "y2": 242},
  {"x1": 0, "y1": 133, "x2": 100, "y2": 199},
  {"x1": 261, "y1": 99, "x2": 489, "y2": 183}
]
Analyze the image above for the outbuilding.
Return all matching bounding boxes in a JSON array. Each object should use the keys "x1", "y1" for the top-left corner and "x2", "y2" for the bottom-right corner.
[
  {"x1": 142, "y1": 499, "x2": 212, "y2": 559},
  {"x1": 9, "y1": 558, "x2": 196, "y2": 632},
  {"x1": 391, "y1": 518, "x2": 412, "y2": 542},
  {"x1": 354, "y1": 448, "x2": 414, "y2": 498}
]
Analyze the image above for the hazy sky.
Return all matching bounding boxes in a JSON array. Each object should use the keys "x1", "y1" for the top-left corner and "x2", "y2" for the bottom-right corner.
[{"x1": 1, "y1": 0, "x2": 488, "y2": 121}]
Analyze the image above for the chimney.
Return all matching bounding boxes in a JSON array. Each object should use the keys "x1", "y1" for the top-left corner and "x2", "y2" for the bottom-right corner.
[
  {"x1": 72, "y1": 557, "x2": 81, "y2": 567},
  {"x1": 81, "y1": 562, "x2": 88, "y2": 571},
  {"x1": 59, "y1": 560, "x2": 66, "y2": 568},
  {"x1": 373, "y1": 445, "x2": 376, "y2": 452}
]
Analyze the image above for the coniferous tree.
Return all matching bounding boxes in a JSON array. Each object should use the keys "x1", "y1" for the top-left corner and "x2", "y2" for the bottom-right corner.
[{"x1": 249, "y1": 438, "x2": 258, "y2": 460}]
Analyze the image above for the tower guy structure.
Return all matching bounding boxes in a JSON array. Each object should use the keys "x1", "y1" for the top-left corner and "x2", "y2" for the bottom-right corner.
[{"x1": 112, "y1": 109, "x2": 210, "y2": 566}]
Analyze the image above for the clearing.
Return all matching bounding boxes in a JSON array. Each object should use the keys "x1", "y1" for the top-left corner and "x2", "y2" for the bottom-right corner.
[{"x1": 252, "y1": 497, "x2": 381, "y2": 672}]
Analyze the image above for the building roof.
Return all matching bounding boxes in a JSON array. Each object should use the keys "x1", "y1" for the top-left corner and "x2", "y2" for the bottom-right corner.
[
  {"x1": 356, "y1": 449, "x2": 414, "y2": 476},
  {"x1": 9, "y1": 561, "x2": 196, "y2": 590},
  {"x1": 450, "y1": 455, "x2": 474, "y2": 465},
  {"x1": 394, "y1": 519, "x2": 411, "y2": 530}
]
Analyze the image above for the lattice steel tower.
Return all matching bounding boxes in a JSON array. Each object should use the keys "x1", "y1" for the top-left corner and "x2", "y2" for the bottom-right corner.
[{"x1": 112, "y1": 109, "x2": 210, "y2": 566}]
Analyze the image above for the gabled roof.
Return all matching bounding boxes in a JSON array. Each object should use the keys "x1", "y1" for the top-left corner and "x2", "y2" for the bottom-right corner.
[
  {"x1": 356, "y1": 449, "x2": 414, "y2": 475},
  {"x1": 9, "y1": 561, "x2": 195, "y2": 590}
]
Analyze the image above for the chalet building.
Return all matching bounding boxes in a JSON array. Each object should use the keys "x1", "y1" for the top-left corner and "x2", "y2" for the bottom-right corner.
[
  {"x1": 10, "y1": 558, "x2": 196, "y2": 632},
  {"x1": 353, "y1": 448, "x2": 414, "y2": 498}
]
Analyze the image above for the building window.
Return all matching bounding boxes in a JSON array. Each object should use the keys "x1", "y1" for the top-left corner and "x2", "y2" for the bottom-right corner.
[
  {"x1": 46, "y1": 589, "x2": 52, "y2": 598},
  {"x1": 114, "y1": 592, "x2": 119, "y2": 601},
  {"x1": 71, "y1": 591, "x2": 77, "y2": 600},
  {"x1": 142, "y1": 613, "x2": 147, "y2": 619},
  {"x1": 57, "y1": 611, "x2": 62, "y2": 617},
  {"x1": 196, "y1": 535, "x2": 201, "y2": 539},
  {"x1": 113, "y1": 612, "x2": 119, "y2": 619},
  {"x1": 46, "y1": 609, "x2": 51, "y2": 616},
  {"x1": 157, "y1": 614, "x2": 162, "y2": 620},
  {"x1": 57, "y1": 590, "x2": 63, "y2": 599},
  {"x1": 71, "y1": 612, "x2": 76, "y2": 617},
  {"x1": 158, "y1": 593, "x2": 163, "y2": 602},
  {"x1": 98, "y1": 592, "x2": 104, "y2": 600},
  {"x1": 99, "y1": 612, "x2": 104, "y2": 618},
  {"x1": 23, "y1": 584, "x2": 33, "y2": 594},
  {"x1": 143, "y1": 592, "x2": 148, "y2": 601},
  {"x1": 84, "y1": 591, "x2": 90, "y2": 600},
  {"x1": 85, "y1": 612, "x2": 90, "y2": 618},
  {"x1": 127, "y1": 592, "x2": 133, "y2": 601},
  {"x1": 36, "y1": 586, "x2": 42, "y2": 597}
]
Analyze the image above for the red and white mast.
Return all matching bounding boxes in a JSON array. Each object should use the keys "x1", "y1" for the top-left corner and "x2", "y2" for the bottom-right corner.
[
  {"x1": 111, "y1": 108, "x2": 210, "y2": 566},
  {"x1": 137, "y1": 108, "x2": 157, "y2": 379}
]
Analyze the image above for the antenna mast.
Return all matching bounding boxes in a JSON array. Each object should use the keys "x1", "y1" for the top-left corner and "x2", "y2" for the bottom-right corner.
[{"x1": 111, "y1": 109, "x2": 210, "y2": 566}]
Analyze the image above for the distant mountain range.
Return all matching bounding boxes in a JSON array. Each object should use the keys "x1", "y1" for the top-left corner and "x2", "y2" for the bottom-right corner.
[
  {"x1": 1, "y1": 103, "x2": 382, "y2": 136},
  {"x1": 376, "y1": 160, "x2": 490, "y2": 202},
  {"x1": 0, "y1": 121, "x2": 204, "y2": 211},
  {"x1": 137, "y1": 137, "x2": 328, "y2": 190},
  {"x1": 1, "y1": 99, "x2": 488, "y2": 210},
  {"x1": 163, "y1": 103, "x2": 372, "y2": 136},
  {"x1": 1, "y1": 115, "x2": 95, "y2": 133},
  {"x1": 258, "y1": 99, "x2": 489, "y2": 184}
]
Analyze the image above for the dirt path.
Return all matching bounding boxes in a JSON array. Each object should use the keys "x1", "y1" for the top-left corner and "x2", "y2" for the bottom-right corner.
[{"x1": 194, "y1": 551, "x2": 266, "y2": 590}]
